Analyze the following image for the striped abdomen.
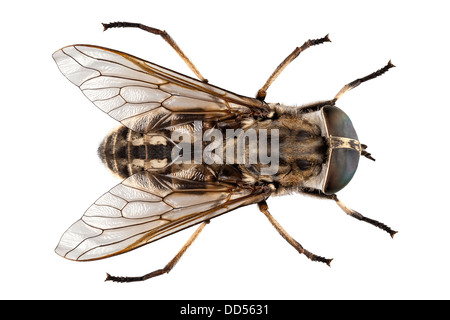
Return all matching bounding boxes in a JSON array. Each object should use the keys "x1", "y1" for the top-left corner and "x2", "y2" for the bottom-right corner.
[{"x1": 98, "y1": 126, "x2": 174, "y2": 179}]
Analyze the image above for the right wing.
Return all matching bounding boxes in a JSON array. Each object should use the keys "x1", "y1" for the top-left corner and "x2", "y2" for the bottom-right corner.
[
  {"x1": 55, "y1": 171, "x2": 268, "y2": 261},
  {"x1": 52, "y1": 45, "x2": 268, "y2": 132}
]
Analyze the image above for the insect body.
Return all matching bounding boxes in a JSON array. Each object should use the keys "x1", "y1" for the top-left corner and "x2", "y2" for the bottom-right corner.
[{"x1": 54, "y1": 22, "x2": 396, "y2": 282}]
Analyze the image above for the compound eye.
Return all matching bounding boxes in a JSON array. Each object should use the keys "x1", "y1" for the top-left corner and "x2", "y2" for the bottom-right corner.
[
  {"x1": 323, "y1": 106, "x2": 360, "y2": 194},
  {"x1": 323, "y1": 106, "x2": 358, "y2": 140},
  {"x1": 324, "y1": 149, "x2": 360, "y2": 194}
]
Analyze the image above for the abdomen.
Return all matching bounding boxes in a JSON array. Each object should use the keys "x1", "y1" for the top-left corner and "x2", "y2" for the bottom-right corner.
[{"x1": 98, "y1": 126, "x2": 174, "y2": 179}]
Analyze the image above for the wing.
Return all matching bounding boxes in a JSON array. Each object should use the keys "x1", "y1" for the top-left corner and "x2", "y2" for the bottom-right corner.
[
  {"x1": 53, "y1": 45, "x2": 267, "y2": 132},
  {"x1": 55, "y1": 171, "x2": 268, "y2": 261}
]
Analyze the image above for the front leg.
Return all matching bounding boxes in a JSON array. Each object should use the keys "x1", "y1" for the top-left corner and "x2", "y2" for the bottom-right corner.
[{"x1": 303, "y1": 189, "x2": 397, "y2": 238}]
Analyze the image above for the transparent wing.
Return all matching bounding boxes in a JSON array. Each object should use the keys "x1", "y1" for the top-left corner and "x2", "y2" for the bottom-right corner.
[
  {"x1": 53, "y1": 45, "x2": 267, "y2": 132},
  {"x1": 55, "y1": 171, "x2": 267, "y2": 261}
]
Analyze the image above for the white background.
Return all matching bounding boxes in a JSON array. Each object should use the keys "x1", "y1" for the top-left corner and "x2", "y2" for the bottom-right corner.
[{"x1": 1, "y1": 0, "x2": 449, "y2": 300}]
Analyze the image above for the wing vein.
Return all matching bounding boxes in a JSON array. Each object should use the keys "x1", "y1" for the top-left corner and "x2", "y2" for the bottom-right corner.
[{"x1": 73, "y1": 46, "x2": 153, "y2": 79}]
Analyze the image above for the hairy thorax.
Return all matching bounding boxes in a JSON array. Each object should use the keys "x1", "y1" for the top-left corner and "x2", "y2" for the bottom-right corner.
[{"x1": 241, "y1": 104, "x2": 328, "y2": 194}]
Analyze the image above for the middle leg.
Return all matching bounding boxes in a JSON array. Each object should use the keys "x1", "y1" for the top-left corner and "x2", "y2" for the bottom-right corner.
[
  {"x1": 256, "y1": 35, "x2": 331, "y2": 101},
  {"x1": 258, "y1": 200, "x2": 332, "y2": 265}
]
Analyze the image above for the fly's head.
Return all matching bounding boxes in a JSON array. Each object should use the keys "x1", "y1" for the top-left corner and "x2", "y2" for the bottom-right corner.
[
  {"x1": 322, "y1": 106, "x2": 361, "y2": 194},
  {"x1": 297, "y1": 105, "x2": 369, "y2": 195}
]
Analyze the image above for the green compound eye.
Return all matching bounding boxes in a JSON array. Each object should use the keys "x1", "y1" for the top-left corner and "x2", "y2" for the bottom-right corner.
[
  {"x1": 323, "y1": 106, "x2": 358, "y2": 140},
  {"x1": 324, "y1": 148, "x2": 360, "y2": 194},
  {"x1": 323, "y1": 106, "x2": 360, "y2": 195}
]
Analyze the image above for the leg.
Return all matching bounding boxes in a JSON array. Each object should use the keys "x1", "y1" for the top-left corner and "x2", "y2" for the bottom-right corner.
[
  {"x1": 102, "y1": 21, "x2": 207, "y2": 82},
  {"x1": 298, "y1": 60, "x2": 395, "y2": 113},
  {"x1": 105, "y1": 220, "x2": 210, "y2": 283},
  {"x1": 258, "y1": 201, "x2": 332, "y2": 266},
  {"x1": 333, "y1": 60, "x2": 395, "y2": 102},
  {"x1": 331, "y1": 62, "x2": 394, "y2": 163},
  {"x1": 305, "y1": 189, "x2": 397, "y2": 238},
  {"x1": 256, "y1": 35, "x2": 331, "y2": 101}
]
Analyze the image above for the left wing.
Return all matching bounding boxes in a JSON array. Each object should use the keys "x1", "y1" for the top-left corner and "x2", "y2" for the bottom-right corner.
[
  {"x1": 53, "y1": 45, "x2": 267, "y2": 132},
  {"x1": 55, "y1": 171, "x2": 268, "y2": 261}
]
